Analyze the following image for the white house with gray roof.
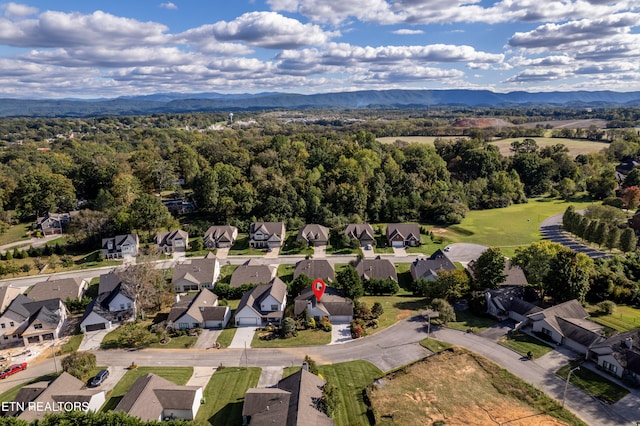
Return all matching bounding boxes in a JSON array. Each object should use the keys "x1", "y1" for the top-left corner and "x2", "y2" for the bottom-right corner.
[
  {"x1": 234, "y1": 278, "x2": 287, "y2": 326},
  {"x1": 167, "y1": 288, "x2": 230, "y2": 330},
  {"x1": 172, "y1": 252, "x2": 220, "y2": 292}
]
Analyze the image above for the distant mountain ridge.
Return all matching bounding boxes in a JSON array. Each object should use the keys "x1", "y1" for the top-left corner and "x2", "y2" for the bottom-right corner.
[{"x1": 1, "y1": 89, "x2": 640, "y2": 118}]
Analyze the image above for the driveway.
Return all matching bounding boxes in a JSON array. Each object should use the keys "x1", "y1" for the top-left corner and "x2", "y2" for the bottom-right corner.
[
  {"x1": 313, "y1": 245, "x2": 326, "y2": 258},
  {"x1": 329, "y1": 323, "x2": 352, "y2": 345},
  {"x1": 93, "y1": 366, "x2": 129, "y2": 393},
  {"x1": 216, "y1": 247, "x2": 229, "y2": 259},
  {"x1": 193, "y1": 329, "x2": 222, "y2": 349},
  {"x1": 443, "y1": 243, "x2": 488, "y2": 263},
  {"x1": 361, "y1": 247, "x2": 376, "y2": 258},
  {"x1": 257, "y1": 366, "x2": 283, "y2": 388},
  {"x1": 228, "y1": 326, "x2": 257, "y2": 348},
  {"x1": 264, "y1": 248, "x2": 280, "y2": 259},
  {"x1": 477, "y1": 319, "x2": 515, "y2": 341},
  {"x1": 78, "y1": 329, "x2": 111, "y2": 351},
  {"x1": 540, "y1": 214, "x2": 609, "y2": 260},
  {"x1": 187, "y1": 366, "x2": 217, "y2": 388},
  {"x1": 392, "y1": 247, "x2": 407, "y2": 257}
]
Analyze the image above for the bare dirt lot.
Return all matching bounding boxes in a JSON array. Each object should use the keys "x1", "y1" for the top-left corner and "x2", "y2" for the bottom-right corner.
[{"x1": 370, "y1": 348, "x2": 574, "y2": 426}]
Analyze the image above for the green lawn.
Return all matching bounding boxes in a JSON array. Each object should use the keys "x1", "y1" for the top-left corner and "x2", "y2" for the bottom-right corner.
[
  {"x1": 588, "y1": 305, "x2": 640, "y2": 332},
  {"x1": 228, "y1": 235, "x2": 267, "y2": 256},
  {"x1": 277, "y1": 263, "x2": 295, "y2": 283},
  {"x1": 556, "y1": 362, "x2": 629, "y2": 404},
  {"x1": 360, "y1": 294, "x2": 426, "y2": 333},
  {"x1": 436, "y1": 197, "x2": 596, "y2": 257},
  {"x1": 317, "y1": 361, "x2": 383, "y2": 426},
  {"x1": 498, "y1": 331, "x2": 554, "y2": 358},
  {"x1": 53, "y1": 334, "x2": 83, "y2": 356},
  {"x1": 148, "y1": 334, "x2": 197, "y2": 349},
  {"x1": 0, "y1": 223, "x2": 31, "y2": 246},
  {"x1": 489, "y1": 137, "x2": 609, "y2": 158},
  {"x1": 446, "y1": 310, "x2": 497, "y2": 332},
  {"x1": 102, "y1": 366, "x2": 193, "y2": 412},
  {"x1": 216, "y1": 328, "x2": 237, "y2": 348},
  {"x1": 194, "y1": 367, "x2": 261, "y2": 426},
  {"x1": 420, "y1": 337, "x2": 453, "y2": 353},
  {"x1": 251, "y1": 328, "x2": 331, "y2": 348}
]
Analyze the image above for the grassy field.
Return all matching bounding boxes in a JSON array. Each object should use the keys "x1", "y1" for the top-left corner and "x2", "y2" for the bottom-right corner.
[
  {"x1": 194, "y1": 367, "x2": 261, "y2": 426},
  {"x1": 556, "y1": 362, "x2": 629, "y2": 404},
  {"x1": 318, "y1": 361, "x2": 383, "y2": 426},
  {"x1": 377, "y1": 136, "x2": 608, "y2": 158},
  {"x1": 434, "y1": 196, "x2": 596, "y2": 257},
  {"x1": 52, "y1": 334, "x2": 83, "y2": 356},
  {"x1": 498, "y1": 331, "x2": 554, "y2": 359},
  {"x1": 0, "y1": 223, "x2": 31, "y2": 246},
  {"x1": 371, "y1": 348, "x2": 585, "y2": 426},
  {"x1": 446, "y1": 310, "x2": 497, "y2": 332},
  {"x1": 360, "y1": 294, "x2": 426, "y2": 334},
  {"x1": 588, "y1": 305, "x2": 640, "y2": 332},
  {"x1": 102, "y1": 366, "x2": 193, "y2": 412},
  {"x1": 251, "y1": 328, "x2": 331, "y2": 348}
]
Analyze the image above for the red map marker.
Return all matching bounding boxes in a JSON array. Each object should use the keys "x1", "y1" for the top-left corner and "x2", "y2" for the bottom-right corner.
[{"x1": 312, "y1": 279, "x2": 326, "y2": 301}]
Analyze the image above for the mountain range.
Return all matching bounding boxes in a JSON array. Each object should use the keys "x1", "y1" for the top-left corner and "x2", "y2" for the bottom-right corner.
[{"x1": 2, "y1": 89, "x2": 640, "y2": 118}]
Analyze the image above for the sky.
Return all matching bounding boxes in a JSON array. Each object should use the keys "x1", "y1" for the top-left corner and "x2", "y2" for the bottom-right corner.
[{"x1": 0, "y1": 0, "x2": 639, "y2": 98}]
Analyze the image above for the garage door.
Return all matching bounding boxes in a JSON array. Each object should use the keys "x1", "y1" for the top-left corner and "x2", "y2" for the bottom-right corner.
[
  {"x1": 236, "y1": 317, "x2": 258, "y2": 326},
  {"x1": 331, "y1": 316, "x2": 352, "y2": 324},
  {"x1": 85, "y1": 323, "x2": 107, "y2": 332},
  {"x1": 392, "y1": 241, "x2": 404, "y2": 248}
]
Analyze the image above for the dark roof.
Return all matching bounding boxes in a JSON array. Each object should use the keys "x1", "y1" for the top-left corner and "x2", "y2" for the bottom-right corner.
[
  {"x1": 354, "y1": 257, "x2": 398, "y2": 282},
  {"x1": 502, "y1": 261, "x2": 528, "y2": 286},
  {"x1": 115, "y1": 373, "x2": 201, "y2": 421},
  {"x1": 386, "y1": 224, "x2": 420, "y2": 242},
  {"x1": 297, "y1": 224, "x2": 330, "y2": 243},
  {"x1": 98, "y1": 271, "x2": 123, "y2": 294},
  {"x1": 250, "y1": 222, "x2": 286, "y2": 238},
  {"x1": 556, "y1": 317, "x2": 604, "y2": 347},
  {"x1": 344, "y1": 224, "x2": 375, "y2": 241},
  {"x1": 167, "y1": 288, "x2": 226, "y2": 324},
  {"x1": 0, "y1": 286, "x2": 21, "y2": 313},
  {"x1": 230, "y1": 259, "x2": 276, "y2": 288},
  {"x1": 294, "y1": 286, "x2": 353, "y2": 317},
  {"x1": 278, "y1": 369, "x2": 333, "y2": 426},
  {"x1": 155, "y1": 229, "x2": 188, "y2": 247},
  {"x1": 410, "y1": 250, "x2": 456, "y2": 280},
  {"x1": 591, "y1": 330, "x2": 640, "y2": 375},
  {"x1": 293, "y1": 259, "x2": 335, "y2": 283},
  {"x1": 236, "y1": 278, "x2": 287, "y2": 319},
  {"x1": 80, "y1": 284, "x2": 133, "y2": 325},
  {"x1": 27, "y1": 277, "x2": 85, "y2": 302},
  {"x1": 242, "y1": 388, "x2": 291, "y2": 425},
  {"x1": 203, "y1": 225, "x2": 238, "y2": 244},
  {"x1": 102, "y1": 234, "x2": 138, "y2": 250},
  {"x1": 172, "y1": 254, "x2": 219, "y2": 286},
  {"x1": 527, "y1": 299, "x2": 591, "y2": 336}
]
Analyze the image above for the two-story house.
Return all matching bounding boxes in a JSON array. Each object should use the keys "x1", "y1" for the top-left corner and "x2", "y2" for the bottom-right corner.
[
  {"x1": 203, "y1": 225, "x2": 238, "y2": 248},
  {"x1": 101, "y1": 234, "x2": 139, "y2": 259},
  {"x1": 172, "y1": 252, "x2": 220, "y2": 292},
  {"x1": 249, "y1": 222, "x2": 286, "y2": 249},
  {"x1": 154, "y1": 229, "x2": 189, "y2": 254},
  {"x1": 234, "y1": 278, "x2": 287, "y2": 326},
  {"x1": 79, "y1": 271, "x2": 134, "y2": 332},
  {"x1": 0, "y1": 295, "x2": 67, "y2": 347}
]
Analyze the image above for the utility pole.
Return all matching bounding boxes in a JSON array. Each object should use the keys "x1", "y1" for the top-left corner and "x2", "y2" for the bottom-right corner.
[
  {"x1": 51, "y1": 343, "x2": 58, "y2": 374},
  {"x1": 563, "y1": 366, "x2": 580, "y2": 406}
]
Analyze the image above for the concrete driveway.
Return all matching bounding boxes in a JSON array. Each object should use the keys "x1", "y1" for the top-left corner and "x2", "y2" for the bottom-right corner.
[
  {"x1": 93, "y1": 366, "x2": 129, "y2": 393},
  {"x1": 193, "y1": 329, "x2": 222, "y2": 349},
  {"x1": 361, "y1": 247, "x2": 376, "y2": 258},
  {"x1": 313, "y1": 245, "x2": 326, "y2": 258},
  {"x1": 216, "y1": 248, "x2": 229, "y2": 259},
  {"x1": 443, "y1": 243, "x2": 488, "y2": 263},
  {"x1": 78, "y1": 329, "x2": 111, "y2": 351},
  {"x1": 330, "y1": 323, "x2": 352, "y2": 345},
  {"x1": 264, "y1": 248, "x2": 280, "y2": 259},
  {"x1": 257, "y1": 366, "x2": 283, "y2": 388},
  {"x1": 392, "y1": 247, "x2": 407, "y2": 257},
  {"x1": 229, "y1": 326, "x2": 257, "y2": 348}
]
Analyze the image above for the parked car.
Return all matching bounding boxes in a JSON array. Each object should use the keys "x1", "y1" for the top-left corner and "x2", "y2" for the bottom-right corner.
[
  {"x1": 0, "y1": 363, "x2": 27, "y2": 379},
  {"x1": 364, "y1": 244, "x2": 373, "y2": 250},
  {"x1": 90, "y1": 369, "x2": 109, "y2": 387}
]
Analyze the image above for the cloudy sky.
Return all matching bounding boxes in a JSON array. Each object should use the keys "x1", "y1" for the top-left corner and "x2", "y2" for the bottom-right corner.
[{"x1": 0, "y1": 0, "x2": 639, "y2": 98}]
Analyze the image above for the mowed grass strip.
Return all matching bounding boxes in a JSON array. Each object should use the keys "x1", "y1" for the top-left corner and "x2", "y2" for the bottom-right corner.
[
  {"x1": 102, "y1": 366, "x2": 193, "y2": 412},
  {"x1": 360, "y1": 294, "x2": 426, "y2": 334},
  {"x1": 370, "y1": 348, "x2": 586, "y2": 426},
  {"x1": 588, "y1": 305, "x2": 640, "y2": 332},
  {"x1": 420, "y1": 338, "x2": 453, "y2": 353},
  {"x1": 318, "y1": 361, "x2": 383, "y2": 426},
  {"x1": 194, "y1": 367, "x2": 261, "y2": 426},
  {"x1": 250, "y1": 328, "x2": 331, "y2": 348},
  {"x1": 498, "y1": 332, "x2": 554, "y2": 358},
  {"x1": 556, "y1": 362, "x2": 628, "y2": 404},
  {"x1": 446, "y1": 310, "x2": 496, "y2": 332},
  {"x1": 216, "y1": 328, "x2": 237, "y2": 348}
]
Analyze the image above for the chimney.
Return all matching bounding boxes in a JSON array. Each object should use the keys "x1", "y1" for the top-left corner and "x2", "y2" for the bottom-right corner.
[
  {"x1": 174, "y1": 294, "x2": 180, "y2": 303},
  {"x1": 302, "y1": 362, "x2": 309, "y2": 371},
  {"x1": 625, "y1": 337, "x2": 633, "y2": 349}
]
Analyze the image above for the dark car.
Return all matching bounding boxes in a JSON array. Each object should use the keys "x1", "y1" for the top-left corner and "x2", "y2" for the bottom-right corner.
[
  {"x1": 0, "y1": 363, "x2": 27, "y2": 379},
  {"x1": 90, "y1": 369, "x2": 109, "y2": 387}
]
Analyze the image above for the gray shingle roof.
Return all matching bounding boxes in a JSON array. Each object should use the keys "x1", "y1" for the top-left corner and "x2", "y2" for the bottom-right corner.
[
  {"x1": 293, "y1": 259, "x2": 335, "y2": 283},
  {"x1": 230, "y1": 259, "x2": 276, "y2": 288},
  {"x1": 410, "y1": 250, "x2": 456, "y2": 281},
  {"x1": 354, "y1": 257, "x2": 398, "y2": 282},
  {"x1": 236, "y1": 278, "x2": 287, "y2": 320},
  {"x1": 27, "y1": 277, "x2": 85, "y2": 302},
  {"x1": 294, "y1": 286, "x2": 353, "y2": 317},
  {"x1": 297, "y1": 224, "x2": 330, "y2": 244},
  {"x1": 172, "y1": 254, "x2": 218, "y2": 287},
  {"x1": 344, "y1": 224, "x2": 375, "y2": 242},
  {"x1": 167, "y1": 288, "x2": 226, "y2": 324}
]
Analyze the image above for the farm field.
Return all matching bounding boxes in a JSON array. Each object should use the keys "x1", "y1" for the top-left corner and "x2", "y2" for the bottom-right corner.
[
  {"x1": 588, "y1": 305, "x2": 640, "y2": 332},
  {"x1": 377, "y1": 136, "x2": 609, "y2": 157},
  {"x1": 370, "y1": 348, "x2": 585, "y2": 426}
]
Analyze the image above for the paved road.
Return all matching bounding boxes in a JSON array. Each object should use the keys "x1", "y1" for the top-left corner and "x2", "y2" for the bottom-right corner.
[{"x1": 540, "y1": 214, "x2": 609, "y2": 259}]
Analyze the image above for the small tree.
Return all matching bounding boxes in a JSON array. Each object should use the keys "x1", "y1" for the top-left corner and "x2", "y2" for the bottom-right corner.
[
  {"x1": 282, "y1": 317, "x2": 297, "y2": 338},
  {"x1": 114, "y1": 323, "x2": 155, "y2": 349},
  {"x1": 371, "y1": 302, "x2": 384, "y2": 319},
  {"x1": 303, "y1": 355, "x2": 319, "y2": 375},
  {"x1": 597, "y1": 300, "x2": 616, "y2": 315},
  {"x1": 62, "y1": 352, "x2": 97, "y2": 382},
  {"x1": 472, "y1": 247, "x2": 506, "y2": 289},
  {"x1": 620, "y1": 228, "x2": 638, "y2": 253},
  {"x1": 322, "y1": 382, "x2": 339, "y2": 417},
  {"x1": 336, "y1": 265, "x2": 364, "y2": 302},
  {"x1": 430, "y1": 298, "x2": 455, "y2": 325}
]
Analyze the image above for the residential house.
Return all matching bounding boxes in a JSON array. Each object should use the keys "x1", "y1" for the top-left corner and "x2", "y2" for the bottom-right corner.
[
  {"x1": 385, "y1": 224, "x2": 421, "y2": 247},
  {"x1": 344, "y1": 224, "x2": 375, "y2": 247},
  {"x1": 234, "y1": 278, "x2": 287, "y2": 326},
  {"x1": 35, "y1": 212, "x2": 77, "y2": 236},
  {"x1": 161, "y1": 198, "x2": 196, "y2": 214},
  {"x1": 354, "y1": 257, "x2": 398, "y2": 282},
  {"x1": 230, "y1": 259, "x2": 277, "y2": 288},
  {"x1": 523, "y1": 299, "x2": 604, "y2": 354},
  {"x1": 101, "y1": 234, "x2": 139, "y2": 259},
  {"x1": 79, "y1": 271, "x2": 134, "y2": 332},
  {"x1": 172, "y1": 253, "x2": 220, "y2": 292},
  {"x1": 0, "y1": 295, "x2": 66, "y2": 347},
  {"x1": 294, "y1": 286, "x2": 353, "y2": 324},
  {"x1": 249, "y1": 222, "x2": 286, "y2": 249},
  {"x1": 296, "y1": 224, "x2": 330, "y2": 247},
  {"x1": 410, "y1": 250, "x2": 456, "y2": 282},
  {"x1": 6, "y1": 372, "x2": 105, "y2": 421},
  {"x1": 589, "y1": 330, "x2": 640, "y2": 382},
  {"x1": 293, "y1": 259, "x2": 335, "y2": 284},
  {"x1": 115, "y1": 373, "x2": 203, "y2": 421},
  {"x1": 167, "y1": 288, "x2": 231, "y2": 330},
  {"x1": 155, "y1": 229, "x2": 189, "y2": 254},
  {"x1": 27, "y1": 277, "x2": 87, "y2": 303},
  {"x1": 502, "y1": 262, "x2": 529, "y2": 286},
  {"x1": 242, "y1": 368, "x2": 333, "y2": 426},
  {"x1": 485, "y1": 286, "x2": 542, "y2": 322},
  {"x1": 203, "y1": 225, "x2": 238, "y2": 248}
]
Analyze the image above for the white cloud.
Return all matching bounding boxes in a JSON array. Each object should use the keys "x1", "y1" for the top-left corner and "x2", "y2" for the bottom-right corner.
[
  {"x1": 159, "y1": 2, "x2": 178, "y2": 10},
  {"x1": 392, "y1": 29, "x2": 424, "y2": 35},
  {"x1": 1, "y1": 2, "x2": 38, "y2": 18}
]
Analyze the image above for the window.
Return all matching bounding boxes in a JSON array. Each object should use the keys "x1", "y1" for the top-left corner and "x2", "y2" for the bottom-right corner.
[
  {"x1": 9, "y1": 322, "x2": 13, "y2": 327},
  {"x1": 603, "y1": 361, "x2": 618, "y2": 374},
  {"x1": 2, "y1": 336, "x2": 6, "y2": 340},
  {"x1": 541, "y1": 328, "x2": 552, "y2": 336},
  {"x1": 178, "y1": 323, "x2": 189, "y2": 329},
  {"x1": 34, "y1": 324, "x2": 42, "y2": 330},
  {"x1": 0, "y1": 323, "x2": 4, "y2": 329},
  {"x1": 120, "y1": 304, "x2": 125, "y2": 310},
  {"x1": 127, "y1": 303, "x2": 132, "y2": 309},
  {"x1": 193, "y1": 323, "x2": 199, "y2": 328},
  {"x1": 270, "y1": 304, "x2": 278, "y2": 311}
]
